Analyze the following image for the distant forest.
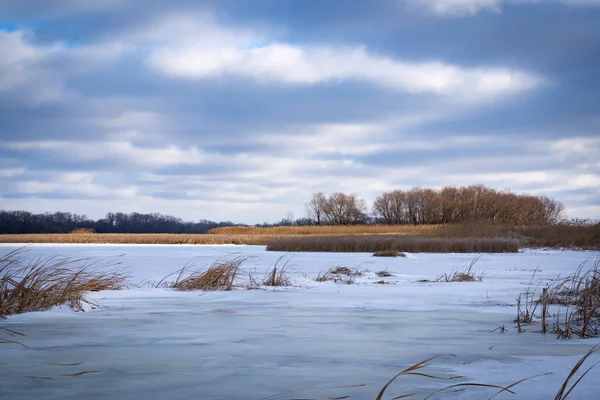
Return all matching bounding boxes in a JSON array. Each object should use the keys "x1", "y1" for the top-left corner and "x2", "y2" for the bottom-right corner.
[
  {"x1": 0, "y1": 185, "x2": 593, "y2": 234},
  {"x1": 0, "y1": 211, "x2": 240, "y2": 234}
]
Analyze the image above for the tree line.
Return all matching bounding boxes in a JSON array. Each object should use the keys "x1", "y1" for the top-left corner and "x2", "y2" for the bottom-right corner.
[
  {"x1": 0, "y1": 185, "x2": 572, "y2": 234},
  {"x1": 0, "y1": 211, "x2": 237, "y2": 234},
  {"x1": 305, "y1": 185, "x2": 565, "y2": 225}
]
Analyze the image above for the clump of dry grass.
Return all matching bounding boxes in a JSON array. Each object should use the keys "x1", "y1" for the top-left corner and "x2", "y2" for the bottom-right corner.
[
  {"x1": 435, "y1": 256, "x2": 485, "y2": 282},
  {"x1": 248, "y1": 257, "x2": 292, "y2": 288},
  {"x1": 373, "y1": 249, "x2": 405, "y2": 257},
  {"x1": 517, "y1": 258, "x2": 600, "y2": 338},
  {"x1": 376, "y1": 270, "x2": 393, "y2": 277},
  {"x1": 315, "y1": 266, "x2": 364, "y2": 284},
  {"x1": 0, "y1": 249, "x2": 128, "y2": 318},
  {"x1": 165, "y1": 257, "x2": 245, "y2": 291},
  {"x1": 266, "y1": 235, "x2": 519, "y2": 253}
]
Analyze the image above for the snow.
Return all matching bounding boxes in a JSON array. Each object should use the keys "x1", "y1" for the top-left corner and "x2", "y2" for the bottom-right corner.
[{"x1": 1, "y1": 244, "x2": 599, "y2": 400}]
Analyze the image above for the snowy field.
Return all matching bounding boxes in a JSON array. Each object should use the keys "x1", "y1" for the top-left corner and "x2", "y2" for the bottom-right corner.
[{"x1": 1, "y1": 244, "x2": 599, "y2": 400}]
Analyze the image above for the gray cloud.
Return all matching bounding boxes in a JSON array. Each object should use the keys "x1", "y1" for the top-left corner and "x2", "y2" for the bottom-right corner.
[{"x1": 0, "y1": 1, "x2": 599, "y2": 222}]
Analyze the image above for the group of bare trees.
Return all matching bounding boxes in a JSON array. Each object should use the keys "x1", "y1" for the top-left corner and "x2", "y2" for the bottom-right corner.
[
  {"x1": 305, "y1": 192, "x2": 369, "y2": 225},
  {"x1": 306, "y1": 185, "x2": 565, "y2": 226}
]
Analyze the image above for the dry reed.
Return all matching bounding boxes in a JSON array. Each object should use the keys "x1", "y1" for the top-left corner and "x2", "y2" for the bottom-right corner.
[
  {"x1": 427, "y1": 223, "x2": 600, "y2": 250},
  {"x1": 0, "y1": 233, "x2": 279, "y2": 245},
  {"x1": 275, "y1": 345, "x2": 599, "y2": 400},
  {"x1": 266, "y1": 235, "x2": 520, "y2": 253},
  {"x1": 248, "y1": 257, "x2": 292, "y2": 288},
  {"x1": 208, "y1": 224, "x2": 436, "y2": 236},
  {"x1": 2, "y1": 223, "x2": 597, "y2": 251},
  {"x1": 315, "y1": 266, "x2": 364, "y2": 284},
  {"x1": 70, "y1": 228, "x2": 95, "y2": 235},
  {"x1": 166, "y1": 258, "x2": 245, "y2": 291},
  {"x1": 435, "y1": 256, "x2": 485, "y2": 282},
  {"x1": 0, "y1": 249, "x2": 128, "y2": 318},
  {"x1": 373, "y1": 249, "x2": 405, "y2": 257},
  {"x1": 515, "y1": 258, "x2": 600, "y2": 338}
]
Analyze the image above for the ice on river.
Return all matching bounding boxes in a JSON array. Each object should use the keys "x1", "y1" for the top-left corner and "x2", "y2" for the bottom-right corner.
[{"x1": 1, "y1": 244, "x2": 599, "y2": 400}]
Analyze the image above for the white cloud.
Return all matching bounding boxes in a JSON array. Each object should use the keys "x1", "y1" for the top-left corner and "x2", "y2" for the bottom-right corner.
[
  {"x1": 14, "y1": 172, "x2": 137, "y2": 199},
  {"x1": 130, "y1": 12, "x2": 542, "y2": 99},
  {"x1": 0, "y1": 168, "x2": 27, "y2": 177},
  {"x1": 149, "y1": 42, "x2": 541, "y2": 98},
  {"x1": 549, "y1": 137, "x2": 600, "y2": 159},
  {"x1": 0, "y1": 140, "x2": 209, "y2": 167},
  {"x1": 417, "y1": 0, "x2": 600, "y2": 16}
]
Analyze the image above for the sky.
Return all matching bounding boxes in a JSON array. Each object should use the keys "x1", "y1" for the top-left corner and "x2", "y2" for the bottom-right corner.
[{"x1": 0, "y1": 0, "x2": 599, "y2": 224}]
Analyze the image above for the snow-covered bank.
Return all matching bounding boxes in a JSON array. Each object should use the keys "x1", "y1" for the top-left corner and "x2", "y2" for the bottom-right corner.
[{"x1": 1, "y1": 245, "x2": 599, "y2": 399}]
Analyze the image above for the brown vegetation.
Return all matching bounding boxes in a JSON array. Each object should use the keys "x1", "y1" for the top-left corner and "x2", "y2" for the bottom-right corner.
[
  {"x1": 248, "y1": 257, "x2": 292, "y2": 288},
  {"x1": 435, "y1": 256, "x2": 485, "y2": 282},
  {"x1": 166, "y1": 258, "x2": 245, "y2": 291},
  {"x1": 427, "y1": 223, "x2": 600, "y2": 250},
  {"x1": 267, "y1": 235, "x2": 520, "y2": 253},
  {"x1": 305, "y1": 192, "x2": 368, "y2": 225},
  {"x1": 515, "y1": 224, "x2": 600, "y2": 249},
  {"x1": 372, "y1": 185, "x2": 564, "y2": 225},
  {"x1": 373, "y1": 249, "x2": 405, "y2": 257},
  {"x1": 315, "y1": 266, "x2": 364, "y2": 284},
  {"x1": 285, "y1": 346, "x2": 599, "y2": 399},
  {"x1": 2, "y1": 222, "x2": 597, "y2": 251},
  {"x1": 0, "y1": 249, "x2": 128, "y2": 318},
  {"x1": 0, "y1": 233, "x2": 278, "y2": 245},
  {"x1": 515, "y1": 258, "x2": 600, "y2": 338},
  {"x1": 208, "y1": 224, "x2": 435, "y2": 235},
  {"x1": 70, "y1": 228, "x2": 95, "y2": 234}
]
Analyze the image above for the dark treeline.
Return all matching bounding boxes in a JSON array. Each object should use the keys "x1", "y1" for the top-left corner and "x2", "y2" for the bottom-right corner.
[{"x1": 0, "y1": 211, "x2": 238, "y2": 234}]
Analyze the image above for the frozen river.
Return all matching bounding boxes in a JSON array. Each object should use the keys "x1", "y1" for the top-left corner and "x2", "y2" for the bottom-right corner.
[{"x1": 1, "y1": 244, "x2": 599, "y2": 399}]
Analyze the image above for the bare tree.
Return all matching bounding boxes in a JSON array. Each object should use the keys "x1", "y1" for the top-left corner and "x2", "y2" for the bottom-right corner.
[
  {"x1": 322, "y1": 193, "x2": 368, "y2": 225},
  {"x1": 305, "y1": 192, "x2": 327, "y2": 225}
]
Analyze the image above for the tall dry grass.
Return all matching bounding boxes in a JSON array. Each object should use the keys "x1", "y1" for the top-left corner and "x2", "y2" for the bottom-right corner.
[
  {"x1": 435, "y1": 256, "x2": 485, "y2": 282},
  {"x1": 1, "y1": 223, "x2": 597, "y2": 250},
  {"x1": 159, "y1": 258, "x2": 245, "y2": 291},
  {"x1": 208, "y1": 225, "x2": 437, "y2": 236},
  {"x1": 426, "y1": 223, "x2": 600, "y2": 250},
  {"x1": 0, "y1": 249, "x2": 129, "y2": 318},
  {"x1": 315, "y1": 266, "x2": 365, "y2": 284},
  {"x1": 248, "y1": 257, "x2": 292, "y2": 288},
  {"x1": 514, "y1": 258, "x2": 600, "y2": 338},
  {"x1": 515, "y1": 224, "x2": 600, "y2": 250},
  {"x1": 266, "y1": 235, "x2": 520, "y2": 253},
  {"x1": 272, "y1": 345, "x2": 599, "y2": 399},
  {"x1": 0, "y1": 233, "x2": 277, "y2": 245},
  {"x1": 70, "y1": 228, "x2": 95, "y2": 235}
]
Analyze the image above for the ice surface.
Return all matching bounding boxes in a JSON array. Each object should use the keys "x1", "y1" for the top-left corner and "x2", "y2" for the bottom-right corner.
[{"x1": 1, "y1": 244, "x2": 599, "y2": 399}]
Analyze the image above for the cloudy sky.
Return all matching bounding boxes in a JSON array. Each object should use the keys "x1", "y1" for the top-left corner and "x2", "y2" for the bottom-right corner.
[{"x1": 1, "y1": 0, "x2": 599, "y2": 223}]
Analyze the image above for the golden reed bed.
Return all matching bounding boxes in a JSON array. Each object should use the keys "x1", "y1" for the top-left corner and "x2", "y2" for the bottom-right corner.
[
  {"x1": 0, "y1": 223, "x2": 597, "y2": 250},
  {"x1": 207, "y1": 224, "x2": 437, "y2": 235},
  {"x1": 0, "y1": 233, "x2": 278, "y2": 245}
]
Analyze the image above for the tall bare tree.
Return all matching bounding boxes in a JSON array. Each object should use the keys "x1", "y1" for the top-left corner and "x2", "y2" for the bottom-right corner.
[{"x1": 305, "y1": 192, "x2": 327, "y2": 225}]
